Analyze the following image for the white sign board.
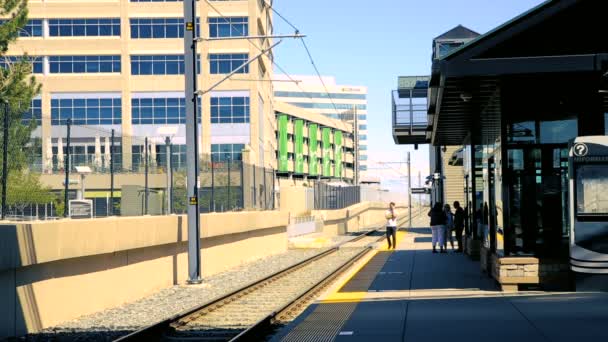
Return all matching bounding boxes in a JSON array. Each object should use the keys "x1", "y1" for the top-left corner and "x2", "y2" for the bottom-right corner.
[{"x1": 69, "y1": 200, "x2": 93, "y2": 219}]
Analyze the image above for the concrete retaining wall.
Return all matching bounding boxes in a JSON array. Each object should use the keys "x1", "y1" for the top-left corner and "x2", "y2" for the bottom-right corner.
[
  {"x1": 312, "y1": 202, "x2": 410, "y2": 236},
  {"x1": 0, "y1": 211, "x2": 288, "y2": 339}
]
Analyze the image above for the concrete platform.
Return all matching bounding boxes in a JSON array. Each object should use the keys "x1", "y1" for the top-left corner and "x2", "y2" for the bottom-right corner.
[{"x1": 273, "y1": 225, "x2": 608, "y2": 342}]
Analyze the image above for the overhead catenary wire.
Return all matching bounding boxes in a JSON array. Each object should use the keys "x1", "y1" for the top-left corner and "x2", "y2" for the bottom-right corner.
[
  {"x1": 261, "y1": 1, "x2": 342, "y2": 117},
  {"x1": 203, "y1": 0, "x2": 329, "y2": 106}
]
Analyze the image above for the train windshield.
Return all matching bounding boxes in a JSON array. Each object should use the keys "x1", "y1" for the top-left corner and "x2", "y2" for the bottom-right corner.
[{"x1": 576, "y1": 164, "x2": 608, "y2": 216}]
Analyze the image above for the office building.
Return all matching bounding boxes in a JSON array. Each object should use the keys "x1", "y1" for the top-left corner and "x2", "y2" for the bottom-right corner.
[
  {"x1": 274, "y1": 101, "x2": 355, "y2": 181},
  {"x1": 4, "y1": 0, "x2": 277, "y2": 179},
  {"x1": 273, "y1": 75, "x2": 368, "y2": 179},
  {"x1": 393, "y1": 1, "x2": 608, "y2": 290}
]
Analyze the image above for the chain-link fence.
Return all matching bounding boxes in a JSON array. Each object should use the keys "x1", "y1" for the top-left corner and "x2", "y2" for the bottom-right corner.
[{"x1": 1, "y1": 121, "x2": 277, "y2": 221}]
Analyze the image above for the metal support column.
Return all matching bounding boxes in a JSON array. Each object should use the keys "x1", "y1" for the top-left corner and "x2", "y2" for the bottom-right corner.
[
  {"x1": 408, "y1": 151, "x2": 412, "y2": 228},
  {"x1": 110, "y1": 129, "x2": 115, "y2": 216},
  {"x1": 144, "y1": 136, "x2": 149, "y2": 215},
  {"x1": 184, "y1": 0, "x2": 202, "y2": 284},
  {"x1": 64, "y1": 118, "x2": 71, "y2": 217},
  {"x1": 227, "y1": 156, "x2": 232, "y2": 211},
  {"x1": 1, "y1": 101, "x2": 9, "y2": 220},
  {"x1": 166, "y1": 136, "x2": 172, "y2": 215}
]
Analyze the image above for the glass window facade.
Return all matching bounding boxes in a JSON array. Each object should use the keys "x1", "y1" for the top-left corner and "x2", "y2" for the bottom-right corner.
[
  {"x1": 51, "y1": 97, "x2": 122, "y2": 125},
  {"x1": 49, "y1": 19, "x2": 121, "y2": 37},
  {"x1": 209, "y1": 53, "x2": 248, "y2": 74},
  {"x1": 209, "y1": 17, "x2": 248, "y2": 37},
  {"x1": 210, "y1": 95, "x2": 250, "y2": 123},
  {"x1": 1, "y1": 56, "x2": 43, "y2": 74},
  {"x1": 131, "y1": 55, "x2": 185, "y2": 75},
  {"x1": 286, "y1": 102, "x2": 366, "y2": 110},
  {"x1": 211, "y1": 144, "x2": 245, "y2": 162},
  {"x1": 131, "y1": 18, "x2": 183, "y2": 38},
  {"x1": 49, "y1": 55, "x2": 121, "y2": 73},
  {"x1": 132, "y1": 97, "x2": 186, "y2": 124},
  {"x1": 274, "y1": 91, "x2": 367, "y2": 100},
  {"x1": 0, "y1": 19, "x2": 43, "y2": 37},
  {"x1": 130, "y1": 18, "x2": 199, "y2": 38},
  {"x1": 22, "y1": 99, "x2": 42, "y2": 125}
]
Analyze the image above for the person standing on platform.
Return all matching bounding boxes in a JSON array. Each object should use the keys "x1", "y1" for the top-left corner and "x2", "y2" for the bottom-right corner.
[
  {"x1": 429, "y1": 203, "x2": 447, "y2": 253},
  {"x1": 453, "y1": 201, "x2": 465, "y2": 253},
  {"x1": 385, "y1": 202, "x2": 398, "y2": 250},
  {"x1": 444, "y1": 204, "x2": 455, "y2": 252}
]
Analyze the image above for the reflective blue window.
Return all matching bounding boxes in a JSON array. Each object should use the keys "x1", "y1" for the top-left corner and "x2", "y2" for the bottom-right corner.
[
  {"x1": 132, "y1": 97, "x2": 186, "y2": 124},
  {"x1": 0, "y1": 19, "x2": 43, "y2": 37},
  {"x1": 49, "y1": 19, "x2": 121, "y2": 37},
  {"x1": 131, "y1": 55, "x2": 186, "y2": 75},
  {"x1": 209, "y1": 53, "x2": 248, "y2": 74},
  {"x1": 51, "y1": 97, "x2": 122, "y2": 125},
  {"x1": 210, "y1": 96, "x2": 250, "y2": 123},
  {"x1": 209, "y1": 17, "x2": 248, "y2": 38},
  {"x1": 359, "y1": 165, "x2": 368, "y2": 171},
  {"x1": 358, "y1": 124, "x2": 367, "y2": 130},
  {"x1": 0, "y1": 56, "x2": 43, "y2": 74},
  {"x1": 130, "y1": 18, "x2": 200, "y2": 38},
  {"x1": 359, "y1": 135, "x2": 367, "y2": 140},
  {"x1": 49, "y1": 56, "x2": 121, "y2": 73},
  {"x1": 22, "y1": 99, "x2": 42, "y2": 125},
  {"x1": 211, "y1": 144, "x2": 245, "y2": 162}
]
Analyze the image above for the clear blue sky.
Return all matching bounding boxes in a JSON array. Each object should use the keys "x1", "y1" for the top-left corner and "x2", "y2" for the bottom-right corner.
[{"x1": 272, "y1": 0, "x2": 545, "y2": 187}]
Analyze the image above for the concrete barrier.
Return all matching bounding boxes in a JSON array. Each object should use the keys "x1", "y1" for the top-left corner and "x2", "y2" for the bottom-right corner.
[
  {"x1": 0, "y1": 201, "x2": 402, "y2": 339},
  {"x1": 0, "y1": 211, "x2": 288, "y2": 339},
  {"x1": 312, "y1": 202, "x2": 410, "y2": 235}
]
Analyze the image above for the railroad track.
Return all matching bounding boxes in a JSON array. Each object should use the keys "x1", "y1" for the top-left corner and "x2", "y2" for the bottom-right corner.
[{"x1": 115, "y1": 230, "x2": 385, "y2": 342}]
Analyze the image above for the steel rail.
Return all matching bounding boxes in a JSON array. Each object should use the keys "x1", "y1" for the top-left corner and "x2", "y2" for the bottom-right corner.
[{"x1": 114, "y1": 229, "x2": 379, "y2": 342}]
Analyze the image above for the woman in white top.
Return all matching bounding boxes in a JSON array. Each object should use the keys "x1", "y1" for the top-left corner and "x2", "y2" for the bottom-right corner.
[{"x1": 385, "y1": 202, "x2": 398, "y2": 249}]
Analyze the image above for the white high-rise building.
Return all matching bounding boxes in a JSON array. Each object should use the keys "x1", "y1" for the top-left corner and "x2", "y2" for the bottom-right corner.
[{"x1": 273, "y1": 75, "x2": 368, "y2": 178}]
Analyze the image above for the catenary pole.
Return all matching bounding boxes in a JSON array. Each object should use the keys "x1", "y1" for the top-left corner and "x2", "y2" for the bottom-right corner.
[
  {"x1": 110, "y1": 129, "x2": 115, "y2": 216},
  {"x1": 64, "y1": 118, "x2": 71, "y2": 217},
  {"x1": 408, "y1": 151, "x2": 412, "y2": 228},
  {"x1": 166, "y1": 136, "x2": 172, "y2": 215},
  {"x1": 184, "y1": 0, "x2": 202, "y2": 284},
  {"x1": 144, "y1": 136, "x2": 149, "y2": 215},
  {"x1": 1, "y1": 101, "x2": 9, "y2": 220}
]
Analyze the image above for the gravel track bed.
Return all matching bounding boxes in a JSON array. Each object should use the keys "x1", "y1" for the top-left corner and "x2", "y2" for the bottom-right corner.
[
  {"x1": 340, "y1": 233, "x2": 384, "y2": 248},
  {"x1": 22, "y1": 248, "x2": 331, "y2": 341},
  {"x1": 170, "y1": 248, "x2": 366, "y2": 340}
]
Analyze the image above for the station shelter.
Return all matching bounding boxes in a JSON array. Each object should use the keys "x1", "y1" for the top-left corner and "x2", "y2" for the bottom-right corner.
[{"x1": 400, "y1": 0, "x2": 608, "y2": 289}]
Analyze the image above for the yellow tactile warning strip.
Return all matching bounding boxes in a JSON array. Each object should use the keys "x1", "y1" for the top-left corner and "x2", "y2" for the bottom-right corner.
[
  {"x1": 327, "y1": 230, "x2": 407, "y2": 297},
  {"x1": 278, "y1": 230, "x2": 407, "y2": 341}
]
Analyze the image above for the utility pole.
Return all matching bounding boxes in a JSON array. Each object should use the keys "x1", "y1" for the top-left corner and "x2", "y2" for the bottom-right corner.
[
  {"x1": 110, "y1": 129, "x2": 115, "y2": 216},
  {"x1": 353, "y1": 105, "x2": 359, "y2": 185},
  {"x1": 166, "y1": 136, "x2": 172, "y2": 215},
  {"x1": 64, "y1": 118, "x2": 71, "y2": 218},
  {"x1": 418, "y1": 170, "x2": 422, "y2": 216},
  {"x1": 184, "y1": 0, "x2": 202, "y2": 284},
  {"x1": 408, "y1": 151, "x2": 412, "y2": 228},
  {"x1": 1, "y1": 101, "x2": 9, "y2": 220},
  {"x1": 144, "y1": 136, "x2": 149, "y2": 215}
]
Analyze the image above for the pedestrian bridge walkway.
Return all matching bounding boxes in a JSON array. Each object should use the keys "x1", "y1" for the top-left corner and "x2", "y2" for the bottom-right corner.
[{"x1": 273, "y1": 225, "x2": 608, "y2": 342}]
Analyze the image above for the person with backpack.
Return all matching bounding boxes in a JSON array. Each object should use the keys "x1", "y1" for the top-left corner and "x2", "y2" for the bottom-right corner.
[{"x1": 428, "y1": 202, "x2": 447, "y2": 253}]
